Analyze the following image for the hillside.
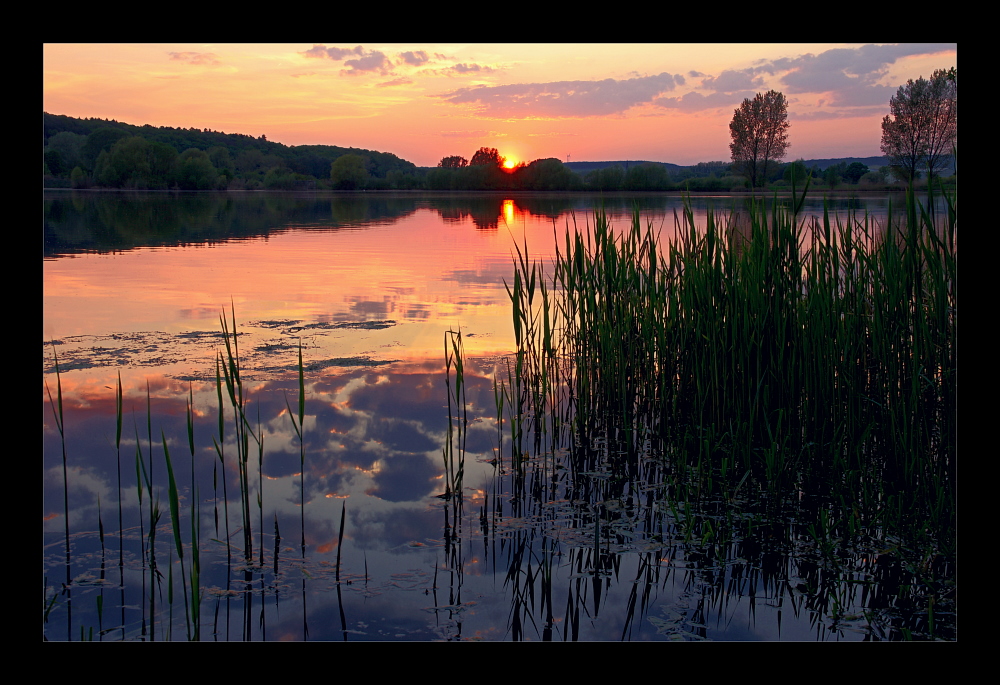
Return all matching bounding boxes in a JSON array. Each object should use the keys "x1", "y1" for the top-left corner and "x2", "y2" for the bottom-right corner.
[{"x1": 43, "y1": 112, "x2": 419, "y2": 188}]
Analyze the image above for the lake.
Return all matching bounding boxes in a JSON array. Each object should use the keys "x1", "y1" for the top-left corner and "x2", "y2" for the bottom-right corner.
[{"x1": 43, "y1": 190, "x2": 955, "y2": 641}]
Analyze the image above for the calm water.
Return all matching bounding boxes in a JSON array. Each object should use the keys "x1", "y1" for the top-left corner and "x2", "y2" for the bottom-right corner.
[{"x1": 43, "y1": 190, "x2": 953, "y2": 641}]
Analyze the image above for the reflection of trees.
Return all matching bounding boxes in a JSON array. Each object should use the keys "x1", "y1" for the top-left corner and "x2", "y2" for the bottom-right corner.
[
  {"x1": 47, "y1": 191, "x2": 895, "y2": 259},
  {"x1": 43, "y1": 191, "x2": 425, "y2": 257}
]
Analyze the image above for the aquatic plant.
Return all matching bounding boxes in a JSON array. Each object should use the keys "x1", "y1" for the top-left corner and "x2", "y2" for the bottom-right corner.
[{"x1": 499, "y1": 185, "x2": 955, "y2": 556}]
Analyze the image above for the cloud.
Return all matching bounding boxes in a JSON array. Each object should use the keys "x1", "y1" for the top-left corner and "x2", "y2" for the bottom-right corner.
[
  {"x1": 167, "y1": 51, "x2": 220, "y2": 66},
  {"x1": 400, "y1": 50, "x2": 429, "y2": 66},
  {"x1": 656, "y1": 43, "x2": 956, "y2": 114},
  {"x1": 452, "y1": 63, "x2": 493, "y2": 74},
  {"x1": 441, "y1": 72, "x2": 681, "y2": 118},
  {"x1": 438, "y1": 130, "x2": 508, "y2": 138},
  {"x1": 300, "y1": 44, "x2": 392, "y2": 74},
  {"x1": 653, "y1": 90, "x2": 757, "y2": 112},
  {"x1": 301, "y1": 45, "x2": 364, "y2": 60},
  {"x1": 700, "y1": 69, "x2": 764, "y2": 92},
  {"x1": 343, "y1": 50, "x2": 392, "y2": 75},
  {"x1": 378, "y1": 77, "x2": 413, "y2": 88},
  {"x1": 768, "y1": 43, "x2": 956, "y2": 106},
  {"x1": 790, "y1": 106, "x2": 890, "y2": 121}
]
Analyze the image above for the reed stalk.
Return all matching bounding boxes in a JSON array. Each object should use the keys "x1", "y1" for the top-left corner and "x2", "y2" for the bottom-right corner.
[
  {"x1": 45, "y1": 347, "x2": 71, "y2": 640},
  {"x1": 283, "y1": 341, "x2": 307, "y2": 558}
]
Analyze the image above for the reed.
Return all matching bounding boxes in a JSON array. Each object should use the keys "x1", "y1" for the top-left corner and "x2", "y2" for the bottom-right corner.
[
  {"x1": 115, "y1": 371, "x2": 125, "y2": 639},
  {"x1": 500, "y1": 187, "x2": 956, "y2": 550},
  {"x1": 283, "y1": 341, "x2": 307, "y2": 557},
  {"x1": 162, "y1": 433, "x2": 194, "y2": 639},
  {"x1": 443, "y1": 329, "x2": 467, "y2": 501},
  {"x1": 218, "y1": 305, "x2": 262, "y2": 564},
  {"x1": 44, "y1": 348, "x2": 71, "y2": 640}
]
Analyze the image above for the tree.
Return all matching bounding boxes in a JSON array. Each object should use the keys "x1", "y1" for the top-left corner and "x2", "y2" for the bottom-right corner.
[
  {"x1": 729, "y1": 90, "x2": 790, "y2": 189},
  {"x1": 174, "y1": 148, "x2": 218, "y2": 189},
  {"x1": 843, "y1": 162, "x2": 869, "y2": 185},
  {"x1": 823, "y1": 165, "x2": 841, "y2": 189},
  {"x1": 782, "y1": 159, "x2": 809, "y2": 185},
  {"x1": 438, "y1": 155, "x2": 468, "y2": 168},
  {"x1": 880, "y1": 68, "x2": 957, "y2": 183},
  {"x1": 330, "y1": 154, "x2": 368, "y2": 189},
  {"x1": 470, "y1": 147, "x2": 505, "y2": 168},
  {"x1": 81, "y1": 126, "x2": 130, "y2": 170}
]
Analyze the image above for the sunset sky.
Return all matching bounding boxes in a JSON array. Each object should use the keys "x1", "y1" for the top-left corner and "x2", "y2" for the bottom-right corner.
[{"x1": 43, "y1": 43, "x2": 957, "y2": 168}]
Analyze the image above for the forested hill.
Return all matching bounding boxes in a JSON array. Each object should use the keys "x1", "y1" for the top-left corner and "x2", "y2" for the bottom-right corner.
[{"x1": 43, "y1": 112, "x2": 419, "y2": 189}]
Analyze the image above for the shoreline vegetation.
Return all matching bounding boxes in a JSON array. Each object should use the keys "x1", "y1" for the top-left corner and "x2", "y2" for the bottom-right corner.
[
  {"x1": 44, "y1": 113, "x2": 954, "y2": 194},
  {"x1": 493, "y1": 185, "x2": 955, "y2": 636}
]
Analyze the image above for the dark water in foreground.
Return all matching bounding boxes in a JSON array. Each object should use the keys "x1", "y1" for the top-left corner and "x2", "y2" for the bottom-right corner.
[{"x1": 43, "y1": 191, "x2": 955, "y2": 641}]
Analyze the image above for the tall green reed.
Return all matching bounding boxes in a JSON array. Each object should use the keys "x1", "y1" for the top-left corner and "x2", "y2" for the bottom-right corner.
[
  {"x1": 284, "y1": 341, "x2": 307, "y2": 557},
  {"x1": 218, "y1": 305, "x2": 262, "y2": 564},
  {"x1": 443, "y1": 329, "x2": 467, "y2": 502},
  {"x1": 45, "y1": 348, "x2": 71, "y2": 640},
  {"x1": 500, "y1": 188, "x2": 956, "y2": 545}
]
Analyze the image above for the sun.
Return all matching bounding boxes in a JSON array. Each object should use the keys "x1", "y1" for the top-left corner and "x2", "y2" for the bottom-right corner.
[{"x1": 503, "y1": 156, "x2": 518, "y2": 170}]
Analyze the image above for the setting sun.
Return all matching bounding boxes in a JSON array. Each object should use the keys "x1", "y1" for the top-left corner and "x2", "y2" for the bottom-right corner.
[{"x1": 503, "y1": 157, "x2": 518, "y2": 169}]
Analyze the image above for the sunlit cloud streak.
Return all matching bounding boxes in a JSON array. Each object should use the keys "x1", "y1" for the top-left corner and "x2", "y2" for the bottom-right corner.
[
  {"x1": 167, "y1": 51, "x2": 220, "y2": 66},
  {"x1": 439, "y1": 130, "x2": 494, "y2": 138},
  {"x1": 378, "y1": 77, "x2": 413, "y2": 88},
  {"x1": 441, "y1": 72, "x2": 681, "y2": 118}
]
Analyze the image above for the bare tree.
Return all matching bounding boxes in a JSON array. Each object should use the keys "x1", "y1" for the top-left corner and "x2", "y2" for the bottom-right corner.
[
  {"x1": 729, "y1": 91, "x2": 790, "y2": 189},
  {"x1": 881, "y1": 68, "x2": 957, "y2": 182}
]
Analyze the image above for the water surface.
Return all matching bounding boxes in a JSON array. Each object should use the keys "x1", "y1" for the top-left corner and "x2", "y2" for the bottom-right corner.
[{"x1": 43, "y1": 190, "x2": 953, "y2": 641}]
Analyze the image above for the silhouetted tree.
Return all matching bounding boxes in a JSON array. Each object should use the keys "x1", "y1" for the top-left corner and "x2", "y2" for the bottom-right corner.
[
  {"x1": 439, "y1": 155, "x2": 468, "y2": 168},
  {"x1": 843, "y1": 162, "x2": 869, "y2": 184},
  {"x1": 881, "y1": 68, "x2": 957, "y2": 182},
  {"x1": 729, "y1": 90, "x2": 790, "y2": 188},
  {"x1": 470, "y1": 147, "x2": 505, "y2": 168}
]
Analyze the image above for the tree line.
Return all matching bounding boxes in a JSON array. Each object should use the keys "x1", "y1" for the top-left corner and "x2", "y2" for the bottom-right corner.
[{"x1": 43, "y1": 113, "x2": 419, "y2": 190}]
